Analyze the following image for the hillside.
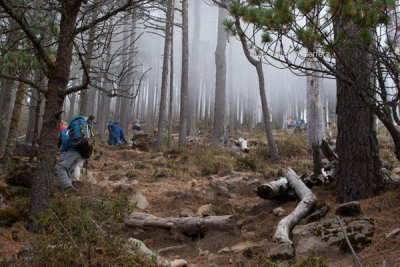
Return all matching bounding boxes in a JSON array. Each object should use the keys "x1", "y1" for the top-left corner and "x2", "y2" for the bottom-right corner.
[{"x1": 1, "y1": 128, "x2": 400, "y2": 266}]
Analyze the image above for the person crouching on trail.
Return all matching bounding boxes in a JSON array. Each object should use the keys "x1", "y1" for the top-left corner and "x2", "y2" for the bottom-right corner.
[
  {"x1": 57, "y1": 116, "x2": 93, "y2": 191},
  {"x1": 107, "y1": 120, "x2": 127, "y2": 146}
]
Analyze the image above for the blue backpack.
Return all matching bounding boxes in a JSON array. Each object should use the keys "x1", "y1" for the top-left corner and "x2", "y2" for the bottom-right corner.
[{"x1": 68, "y1": 115, "x2": 93, "y2": 158}]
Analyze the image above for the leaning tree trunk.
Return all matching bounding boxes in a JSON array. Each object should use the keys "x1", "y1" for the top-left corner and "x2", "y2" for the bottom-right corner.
[
  {"x1": 211, "y1": 7, "x2": 228, "y2": 144},
  {"x1": 2, "y1": 75, "x2": 28, "y2": 168},
  {"x1": 179, "y1": 0, "x2": 189, "y2": 148},
  {"x1": 30, "y1": 1, "x2": 83, "y2": 218},
  {"x1": 156, "y1": 0, "x2": 173, "y2": 148},
  {"x1": 234, "y1": 15, "x2": 279, "y2": 163}
]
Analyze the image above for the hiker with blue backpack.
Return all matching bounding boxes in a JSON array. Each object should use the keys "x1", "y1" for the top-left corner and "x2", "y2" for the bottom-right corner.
[
  {"x1": 107, "y1": 121, "x2": 127, "y2": 146},
  {"x1": 57, "y1": 115, "x2": 93, "y2": 191}
]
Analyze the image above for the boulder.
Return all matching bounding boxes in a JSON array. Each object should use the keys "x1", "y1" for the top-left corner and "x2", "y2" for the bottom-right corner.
[
  {"x1": 196, "y1": 204, "x2": 215, "y2": 217},
  {"x1": 268, "y1": 243, "x2": 294, "y2": 260},
  {"x1": 292, "y1": 216, "x2": 374, "y2": 257},
  {"x1": 299, "y1": 206, "x2": 329, "y2": 225},
  {"x1": 335, "y1": 201, "x2": 361, "y2": 217},
  {"x1": 6, "y1": 163, "x2": 34, "y2": 188},
  {"x1": 131, "y1": 189, "x2": 149, "y2": 210},
  {"x1": 230, "y1": 241, "x2": 263, "y2": 254},
  {"x1": 0, "y1": 207, "x2": 19, "y2": 226}
]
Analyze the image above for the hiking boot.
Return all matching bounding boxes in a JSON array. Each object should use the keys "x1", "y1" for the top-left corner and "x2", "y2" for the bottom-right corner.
[{"x1": 72, "y1": 180, "x2": 84, "y2": 189}]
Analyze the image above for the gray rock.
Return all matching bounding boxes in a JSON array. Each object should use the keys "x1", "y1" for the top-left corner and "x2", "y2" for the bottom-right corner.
[
  {"x1": 268, "y1": 243, "x2": 294, "y2": 260},
  {"x1": 292, "y1": 216, "x2": 374, "y2": 257},
  {"x1": 218, "y1": 247, "x2": 231, "y2": 254},
  {"x1": 179, "y1": 208, "x2": 194, "y2": 217},
  {"x1": 299, "y1": 206, "x2": 329, "y2": 225},
  {"x1": 109, "y1": 174, "x2": 121, "y2": 181},
  {"x1": 196, "y1": 204, "x2": 215, "y2": 217},
  {"x1": 113, "y1": 184, "x2": 134, "y2": 194},
  {"x1": 170, "y1": 259, "x2": 188, "y2": 267},
  {"x1": 335, "y1": 201, "x2": 361, "y2": 216},
  {"x1": 273, "y1": 207, "x2": 285, "y2": 217},
  {"x1": 230, "y1": 241, "x2": 262, "y2": 253},
  {"x1": 131, "y1": 189, "x2": 149, "y2": 210}
]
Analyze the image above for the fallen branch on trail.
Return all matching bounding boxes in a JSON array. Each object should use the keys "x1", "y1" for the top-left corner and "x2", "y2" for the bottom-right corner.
[
  {"x1": 273, "y1": 168, "x2": 317, "y2": 244},
  {"x1": 257, "y1": 178, "x2": 288, "y2": 199},
  {"x1": 235, "y1": 138, "x2": 249, "y2": 153},
  {"x1": 124, "y1": 212, "x2": 236, "y2": 235}
]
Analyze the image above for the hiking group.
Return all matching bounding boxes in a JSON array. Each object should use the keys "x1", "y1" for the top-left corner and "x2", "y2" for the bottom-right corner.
[
  {"x1": 57, "y1": 116, "x2": 141, "y2": 191},
  {"x1": 57, "y1": 115, "x2": 94, "y2": 191}
]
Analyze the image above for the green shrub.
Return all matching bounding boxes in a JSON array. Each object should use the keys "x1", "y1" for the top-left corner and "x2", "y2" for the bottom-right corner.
[{"x1": 30, "y1": 192, "x2": 150, "y2": 266}]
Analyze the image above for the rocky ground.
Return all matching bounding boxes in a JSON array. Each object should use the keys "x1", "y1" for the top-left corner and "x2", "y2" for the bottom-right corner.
[{"x1": 1, "y1": 129, "x2": 400, "y2": 266}]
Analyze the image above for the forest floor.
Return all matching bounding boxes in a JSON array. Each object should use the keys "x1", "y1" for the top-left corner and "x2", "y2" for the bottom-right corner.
[{"x1": 1, "y1": 127, "x2": 400, "y2": 266}]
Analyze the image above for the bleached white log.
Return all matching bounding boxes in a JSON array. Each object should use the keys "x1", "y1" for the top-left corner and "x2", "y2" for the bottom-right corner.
[
  {"x1": 235, "y1": 138, "x2": 249, "y2": 153},
  {"x1": 125, "y1": 212, "x2": 235, "y2": 235},
  {"x1": 273, "y1": 168, "x2": 317, "y2": 244},
  {"x1": 386, "y1": 228, "x2": 400, "y2": 239},
  {"x1": 257, "y1": 178, "x2": 288, "y2": 199}
]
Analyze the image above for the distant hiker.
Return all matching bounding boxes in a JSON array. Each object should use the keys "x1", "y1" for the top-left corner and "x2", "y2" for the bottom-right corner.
[
  {"x1": 107, "y1": 120, "x2": 127, "y2": 146},
  {"x1": 132, "y1": 120, "x2": 141, "y2": 131},
  {"x1": 57, "y1": 115, "x2": 93, "y2": 191}
]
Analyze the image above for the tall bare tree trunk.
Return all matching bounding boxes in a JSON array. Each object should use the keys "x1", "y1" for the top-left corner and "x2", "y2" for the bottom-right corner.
[
  {"x1": 2, "y1": 73, "x2": 28, "y2": 167},
  {"x1": 179, "y1": 0, "x2": 189, "y2": 148},
  {"x1": 0, "y1": 20, "x2": 18, "y2": 154},
  {"x1": 99, "y1": 25, "x2": 113, "y2": 140},
  {"x1": 212, "y1": 7, "x2": 228, "y2": 144},
  {"x1": 26, "y1": 88, "x2": 38, "y2": 143},
  {"x1": 234, "y1": 16, "x2": 279, "y2": 163},
  {"x1": 186, "y1": 0, "x2": 200, "y2": 136},
  {"x1": 79, "y1": 9, "x2": 98, "y2": 116},
  {"x1": 167, "y1": 18, "x2": 175, "y2": 150},
  {"x1": 156, "y1": 0, "x2": 173, "y2": 148}
]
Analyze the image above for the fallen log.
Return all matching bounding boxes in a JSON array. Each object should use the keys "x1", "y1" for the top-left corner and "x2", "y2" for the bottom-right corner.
[
  {"x1": 273, "y1": 168, "x2": 317, "y2": 244},
  {"x1": 235, "y1": 138, "x2": 249, "y2": 153},
  {"x1": 124, "y1": 212, "x2": 235, "y2": 236},
  {"x1": 257, "y1": 178, "x2": 288, "y2": 199}
]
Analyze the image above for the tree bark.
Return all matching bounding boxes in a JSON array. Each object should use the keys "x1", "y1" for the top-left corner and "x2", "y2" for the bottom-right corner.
[
  {"x1": 156, "y1": 0, "x2": 173, "y2": 148},
  {"x1": 179, "y1": 0, "x2": 189, "y2": 148},
  {"x1": 273, "y1": 168, "x2": 317, "y2": 244},
  {"x1": 334, "y1": 17, "x2": 383, "y2": 202},
  {"x1": 211, "y1": 7, "x2": 228, "y2": 144}
]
